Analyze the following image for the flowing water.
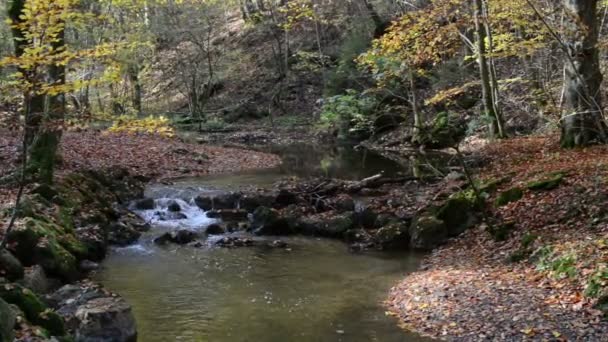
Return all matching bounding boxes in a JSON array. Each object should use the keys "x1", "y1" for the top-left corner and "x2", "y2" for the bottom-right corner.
[{"x1": 95, "y1": 144, "x2": 439, "y2": 342}]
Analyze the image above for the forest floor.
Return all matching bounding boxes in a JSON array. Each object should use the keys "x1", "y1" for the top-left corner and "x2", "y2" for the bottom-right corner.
[
  {"x1": 0, "y1": 129, "x2": 281, "y2": 206},
  {"x1": 388, "y1": 136, "x2": 608, "y2": 341}
]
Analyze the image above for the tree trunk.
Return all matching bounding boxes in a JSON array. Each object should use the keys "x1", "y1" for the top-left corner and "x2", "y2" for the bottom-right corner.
[
  {"x1": 561, "y1": 0, "x2": 607, "y2": 147},
  {"x1": 27, "y1": 17, "x2": 65, "y2": 184},
  {"x1": 473, "y1": 0, "x2": 503, "y2": 138}
]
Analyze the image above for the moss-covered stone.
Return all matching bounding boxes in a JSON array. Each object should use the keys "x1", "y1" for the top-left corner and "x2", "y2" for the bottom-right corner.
[
  {"x1": 488, "y1": 221, "x2": 516, "y2": 241},
  {"x1": 409, "y1": 215, "x2": 448, "y2": 250},
  {"x1": 33, "y1": 239, "x2": 79, "y2": 281},
  {"x1": 374, "y1": 221, "x2": 410, "y2": 249},
  {"x1": 436, "y1": 192, "x2": 477, "y2": 236},
  {"x1": 527, "y1": 173, "x2": 564, "y2": 191},
  {"x1": 0, "y1": 249, "x2": 24, "y2": 281},
  {"x1": 0, "y1": 283, "x2": 65, "y2": 336},
  {"x1": 0, "y1": 298, "x2": 15, "y2": 342},
  {"x1": 495, "y1": 187, "x2": 523, "y2": 206}
]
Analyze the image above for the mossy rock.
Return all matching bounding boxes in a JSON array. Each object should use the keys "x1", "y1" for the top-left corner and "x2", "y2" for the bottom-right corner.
[
  {"x1": 479, "y1": 176, "x2": 511, "y2": 193},
  {"x1": 0, "y1": 283, "x2": 65, "y2": 336},
  {"x1": 0, "y1": 298, "x2": 15, "y2": 342},
  {"x1": 0, "y1": 249, "x2": 24, "y2": 281},
  {"x1": 527, "y1": 173, "x2": 564, "y2": 191},
  {"x1": 435, "y1": 192, "x2": 478, "y2": 236},
  {"x1": 488, "y1": 221, "x2": 516, "y2": 242},
  {"x1": 417, "y1": 112, "x2": 466, "y2": 148},
  {"x1": 33, "y1": 239, "x2": 79, "y2": 281},
  {"x1": 495, "y1": 187, "x2": 523, "y2": 207},
  {"x1": 409, "y1": 215, "x2": 448, "y2": 250},
  {"x1": 374, "y1": 221, "x2": 410, "y2": 249},
  {"x1": 595, "y1": 295, "x2": 608, "y2": 318}
]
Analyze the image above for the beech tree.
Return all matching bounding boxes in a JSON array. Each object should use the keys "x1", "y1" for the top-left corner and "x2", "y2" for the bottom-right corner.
[{"x1": 560, "y1": 0, "x2": 608, "y2": 147}]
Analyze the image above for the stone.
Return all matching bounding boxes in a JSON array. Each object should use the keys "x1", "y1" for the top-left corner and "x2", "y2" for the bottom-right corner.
[
  {"x1": 409, "y1": 215, "x2": 448, "y2": 250},
  {"x1": 206, "y1": 209, "x2": 248, "y2": 222},
  {"x1": 0, "y1": 249, "x2": 24, "y2": 281},
  {"x1": 153, "y1": 233, "x2": 173, "y2": 245},
  {"x1": 0, "y1": 282, "x2": 66, "y2": 336},
  {"x1": 527, "y1": 173, "x2": 564, "y2": 191},
  {"x1": 22, "y1": 265, "x2": 51, "y2": 294},
  {"x1": 206, "y1": 224, "x2": 225, "y2": 235},
  {"x1": 79, "y1": 260, "x2": 100, "y2": 272},
  {"x1": 275, "y1": 189, "x2": 297, "y2": 207},
  {"x1": 156, "y1": 211, "x2": 188, "y2": 221},
  {"x1": 436, "y1": 193, "x2": 477, "y2": 236},
  {"x1": 74, "y1": 297, "x2": 137, "y2": 342},
  {"x1": 167, "y1": 201, "x2": 181, "y2": 212},
  {"x1": 194, "y1": 193, "x2": 240, "y2": 211},
  {"x1": 173, "y1": 230, "x2": 198, "y2": 244},
  {"x1": 374, "y1": 222, "x2": 410, "y2": 249},
  {"x1": 495, "y1": 187, "x2": 523, "y2": 206},
  {"x1": 0, "y1": 298, "x2": 15, "y2": 342},
  {"x1": 251, "y1": 207, "x2": 293, "y2": 235},
  {"x1": 134, "y1": 198, "x2": 155, "y2": 210}
]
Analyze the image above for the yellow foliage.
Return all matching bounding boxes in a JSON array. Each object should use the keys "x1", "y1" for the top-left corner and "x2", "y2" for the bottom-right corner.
[{"x1": 107, "y1": 115, "x2": 175, "y2": 137}]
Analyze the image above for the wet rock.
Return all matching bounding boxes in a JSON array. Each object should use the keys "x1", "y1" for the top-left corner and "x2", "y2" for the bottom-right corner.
[
  {"x1": 79, "y1": 260, "x2": 100, "y2": 272},
  {"x1": 156, "y1": 211, "x2": 188, "y2": 221},
  {"x1": 270, "y1": 240, "x2": 288, "y2": 248},
  {"x1": 108, "y1": 222, "x2": 141, "y2": 247},
  {"x1": 0, "y1": 249, "x2": 23, "y2": 281},
  {"x1": 153, "y1": 233, "x2": 173, "y2": 245},
  {"x1": 240, "y1": 192, "x2": 277, "y2": 211},
  {"x1": 206, "y1": 224, "x2": 225, "y2": 235},
  {"x1": 167, "y1": 201, "x2": 181, "y2": 212},
  {"x1": 75, "y1": 225, "x2": 107, "y2": 261},
  {"x1": 194, "y1": 192, "x2": 240, "y2": 211},
  {"x1": 154, "y1": 230, "x2": 199, "y2": 245},
  {"x1": 409, "y1": 215, "x2": 448, "y2": 250},
  {"x1": 251, "y1": 206, "x2": 293, "y2": 235},
  {"x1": 299, "y1": 213, "x2": 355, "y2": 238},
  {"x1": 354, "y1": 208, "x2": 377, "y2": 229},
  {"x1": 344, "y1": 229, "x2": 368, "y2": 243},
  {"x1": 134, "y1": 198, "x2": 155, "y2": 210},
  {"x1": 435, "y1": 192, "x2": 478, "y2": 236},
  {"x1": 206, "y1": 209, "x2": 248, "y2": 222},
  {"x1": 174, "y1": 230, "x2": 198, "y2": 244},
  {"x1": 0, "y1": 298, "x2": 15, "y2": 342},
  {"x1": 214, "y1": 236, "x2": 255, "y2": 248}
]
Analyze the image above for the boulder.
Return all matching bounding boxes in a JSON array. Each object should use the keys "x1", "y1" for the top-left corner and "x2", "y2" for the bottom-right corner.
[
  {"x1": 167, "y1": 201, "x2": 181, "y2": 212},
  {"x1": 49, "y1": 283, "x2": 136, "y2": 342},
  {"x1": 495, "y1": 187, "x2": 523, "y2": 206},
  {"x1": 74, "y1": 297, "x2": 137, "y2": 342},
  {"x1": 373, "y1": 221, "x2": 410, "y2": 249},
  {"x1": 153, "y1": 230, "x2": 199, "y2": 245},
  {"x1": 155, "y1": 211, "x2": 188, "y2": 221},
  {"x1": 409, "y1": 215, "x2": 448, "y2": 250},
  {"x1": 0, "y1": 282, "x2": 66, "y2": 336},
  {"x1": 206, "y1": 209, "x2": 248, "y2": 222},
  {"x1": 527, "y1": 173, "x2": 564, "y2": 191},
  {"x1": 206, "y1": 224, "x2": 225, "y2": 235},
  {"x1": 435, "y1": 192, "x2": 477, "y2": 236},
  {"x1": 22, "y1": 265, "x2": 52, "y2": 294},
  {"x1": 275, "y1": 189, "x2": 297, "y2": 207},
  {"x1": 134, "y1": 198, "x2": 155, "y2": 210},
  {"x1": 0, "y1": 298, "x2": 15, "y2": 342},
  {"x1": 0, "y1": 249, "x2": 24, "y2": 281},
  {"x1": 194, "y1": 193, "x2": 240, "y2": 211},
  {"x1": 239, "y1": 192, "x2": 277, "y2": 211},
  {"x1": 251, "y1": 207, "x2": 293, "y2": 235}
]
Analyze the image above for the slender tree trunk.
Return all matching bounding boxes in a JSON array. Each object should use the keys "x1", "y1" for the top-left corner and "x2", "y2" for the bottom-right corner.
[
  {"x1": 409, "y1": 68, "x2": 422, "y2": 143},
  {"x1": 560, "y1": 0, "x2": 607, "y2": 147},
  {"x1": 473, "y1": 0, "x2": 502, "y2": 138},
  {"x1": 482, "y1": 0, "x2": 505, "y2": 138}
]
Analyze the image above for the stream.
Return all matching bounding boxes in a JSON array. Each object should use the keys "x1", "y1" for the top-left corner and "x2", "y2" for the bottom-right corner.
[{"x1": 94, "y1": 144, "x2": 438, "y2": 341}]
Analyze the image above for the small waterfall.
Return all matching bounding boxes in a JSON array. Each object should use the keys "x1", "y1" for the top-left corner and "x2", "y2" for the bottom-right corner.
[{"x1": 135, "y1": 197, "x2": 217, "y2": 230}]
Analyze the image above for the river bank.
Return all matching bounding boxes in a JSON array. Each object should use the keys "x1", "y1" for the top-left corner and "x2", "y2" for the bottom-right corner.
[{"x1": 387, "y1": 136, "x2": 608, "y2": 341}]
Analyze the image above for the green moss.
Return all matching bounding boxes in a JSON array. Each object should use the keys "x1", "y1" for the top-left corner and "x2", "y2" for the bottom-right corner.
[
  {"x1": 527, "y1": 173, "x2": 564, "y2": 191},
  {"x1": 57, "y1": 234, "x2": 89, "y2": 260},
  {"x1": 0, "y1": 283, "x2": 65, "y2": 335},
  {"x1": 435, "y1": 192, "x2": 478, "y2": 236},
  {"x1": 479, "y1": 176, "x2": 511, "y2": 193},
  {"x1": 495, "y1": 187, "x2": 523, "y2": 206},
  {"x1": 488, "y1": 221, "x2": 516, "y2": 241},
  {"x1": 0, "y1": 298, "x2": 15, "y2": 342},
  {"x1": 33, "y1": 239, "x2": 78, "y2": 281}
]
